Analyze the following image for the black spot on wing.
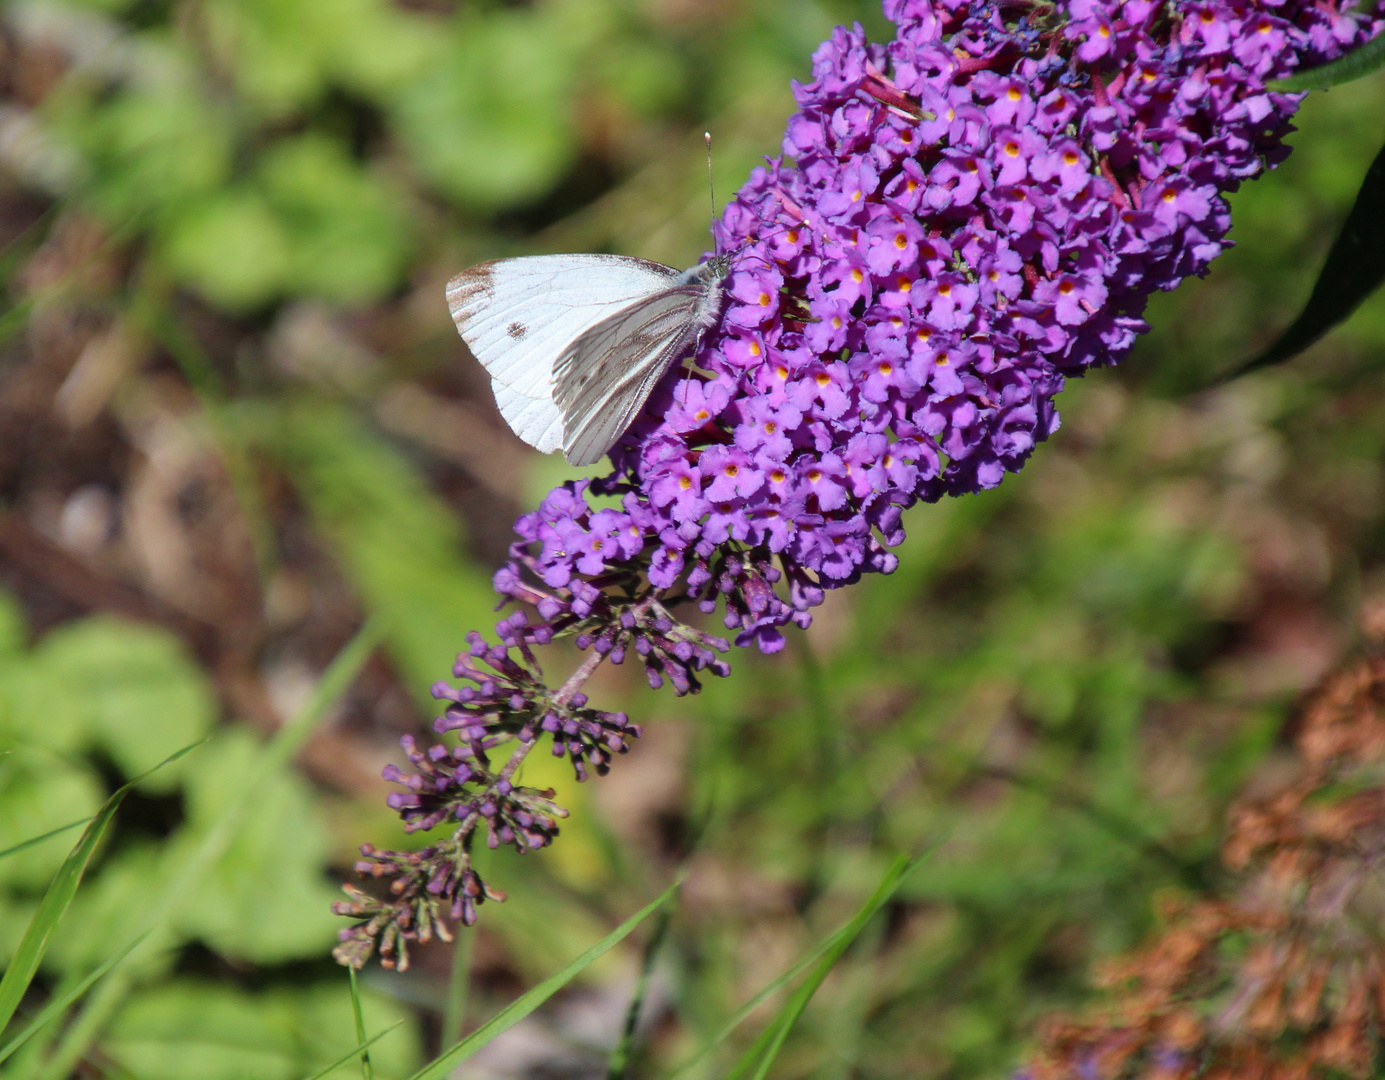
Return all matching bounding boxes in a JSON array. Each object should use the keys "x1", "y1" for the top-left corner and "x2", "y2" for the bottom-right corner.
[{"x1": 506, "y1": 321, "x2": 528, "y2": 339}]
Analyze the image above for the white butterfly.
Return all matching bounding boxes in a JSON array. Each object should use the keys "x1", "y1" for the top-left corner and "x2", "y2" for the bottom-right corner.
[{"x1": 446, "y1": 253, "x2": 731, "y2": 467}]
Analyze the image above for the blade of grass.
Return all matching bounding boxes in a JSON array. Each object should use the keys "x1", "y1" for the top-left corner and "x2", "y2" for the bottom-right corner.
[
  {"x1": 0, "y1": 934, "x2": 152, "y2": 1066},
  {"x1": 348, "y1": 968, "x2": 374, "y2": 1080},
  {"x1": 0, "y1": 294, "x2": 39, "y2": 348},
  {"x1": 33, "y1": 619, "x2": 385, "y2": 1080},
  {"x1": 0, "y1": 210, "x2": 144, "y2": 350},
  {"x1": 442, "y1": 930, "x2": 475, "y2": 1049},
  {"x1": 606, "y1": 902, "x2": 674, "y2": 1080},
  {"x1": 662, "y1": 921, "x2": 856, "y2": 1080},
  {"x1": 0, "y1": 740, "x2": 204, "y2": 1037},
  {"x1": 0, "y1": 817, "x2": 93, "y2": 864},
  {"x1": 407, "y1": 880, "x2": 681, "y2": 1080},
  {"x1": 298, "y1": 1022, "x2": 404, "y2": 1080},
  {"x1": 662, "y1": 852, "x2": 926, "y2": 1080},
  {"x1": 721, "y1": 852, "x2": 924, "y2": 1080}
]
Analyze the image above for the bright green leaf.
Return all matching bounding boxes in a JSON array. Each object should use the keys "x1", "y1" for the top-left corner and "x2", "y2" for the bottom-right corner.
[
  {"x1": 162, "y1": 189, "x2": 293, "y2": 310},
  {"x1": 34, "y1": 617, "x2": 216, "y2": 791}
]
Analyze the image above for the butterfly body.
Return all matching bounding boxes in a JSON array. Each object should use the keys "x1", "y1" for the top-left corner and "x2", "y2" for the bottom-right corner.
[{"x1": 447, "y1": 253, "x2": 730, "y2": 466}]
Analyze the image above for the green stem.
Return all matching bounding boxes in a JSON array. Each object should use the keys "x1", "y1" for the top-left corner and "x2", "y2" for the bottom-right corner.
[
  {"x1": 349, "y1": 968, "x2": 375, "y2": 1080},
  {"x1": 442, "y1": 929, "x2": 475, "y2": 1050}
]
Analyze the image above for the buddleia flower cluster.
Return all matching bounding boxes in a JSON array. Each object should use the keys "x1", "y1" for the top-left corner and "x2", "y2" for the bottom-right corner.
[{"x1": 333, "y1": 0, "x2": 1382, "y2": 968}]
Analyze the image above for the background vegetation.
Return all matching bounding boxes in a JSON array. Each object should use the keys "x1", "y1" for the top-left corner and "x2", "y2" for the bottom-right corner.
[{"x1": 0, "y1": 0, "x2": 1383, "y2": 1077}]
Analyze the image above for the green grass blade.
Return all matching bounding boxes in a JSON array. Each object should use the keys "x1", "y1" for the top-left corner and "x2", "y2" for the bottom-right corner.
[
  {"x1": 407, "y1": 881, "x2": 681, "y2": 1080},
  {"x1": 298, "y1": 1022, "x2": 405, "y2": 1080},
  {"x1": 662, "y1": 926, "x2": 852, "y2": 1080},
  {"x1": 442, "y1": 929, "x2": 475, "y2": 1049},
  {"x1": 33, "y1": 619, "x2": 384, "y2": 1079},
  {"x1": 0, "y1": 817, "x2": 93, "y2": 864},
  {"x1": 0, "y1": 934, "x2": 152, "y2": 1066},
  {"x1": 663, "y1": 851, "x2": 930, "y2": 1080},
  {"x1": 1275, "y1": 30, "x2": 1385, "y2": 90},
  {"x1": 606, "y1": 901, "x2": 674, "y2": 1080},
  {"x1": 348, "y1": 968, "x2": 375, "y2": 1080},
  {"x1": 723, "y1": 853, "x2": 923, "y2": 1080},
  {"x1": 0, "y1": 740, "x2": 204, "y2": 1037}
]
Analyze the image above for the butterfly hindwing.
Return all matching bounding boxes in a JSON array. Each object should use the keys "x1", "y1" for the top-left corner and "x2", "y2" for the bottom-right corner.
[{"x1": 554, "y1": 287, "x2": 706, "y2": 466}]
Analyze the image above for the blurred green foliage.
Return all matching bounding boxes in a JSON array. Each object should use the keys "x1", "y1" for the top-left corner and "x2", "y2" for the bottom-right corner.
[
  {"x1": 1, "y1": 0, "x2": 1384, "y2": 1077},
  {"x1": 0, "y1": 597, "x2": 419, "y2": 1075}
]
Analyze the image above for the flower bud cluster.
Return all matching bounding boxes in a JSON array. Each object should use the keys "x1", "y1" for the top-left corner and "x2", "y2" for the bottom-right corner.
[
  {"x1": 433, "y1": 631, "x2": 643, "y2": 781},
  {"x1": 494, "y1": 500, "x2": 733, "y2": 694},
  {"x1": 332, "y1": 840, "x2": 507, "y2": 970}
]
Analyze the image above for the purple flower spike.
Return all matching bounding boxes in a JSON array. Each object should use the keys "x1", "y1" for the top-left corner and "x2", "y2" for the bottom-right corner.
[{"x1": 336, "y1": 0, "x2": 1383, "y2": 970}]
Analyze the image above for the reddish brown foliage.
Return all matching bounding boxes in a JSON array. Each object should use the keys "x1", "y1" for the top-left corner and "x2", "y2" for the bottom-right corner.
[{"x1": 1024, "y1": 652, "x2": 1385, "y2": 1080}]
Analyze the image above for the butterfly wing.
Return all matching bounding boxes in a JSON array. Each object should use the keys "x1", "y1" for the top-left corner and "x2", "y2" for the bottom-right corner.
[
  {"x1": 490, "y1": 382, "x2": 566, "y2": 455},
  {"x1": 446, "y1": 254, "x2": 681, "y2": 411},
  {"x1": 554, "y1": 285, "x2": 707, "y2": 466}
]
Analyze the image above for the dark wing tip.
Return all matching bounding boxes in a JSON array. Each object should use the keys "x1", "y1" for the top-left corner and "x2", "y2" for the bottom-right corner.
[{"x1": 445, "y1": 263, "x2": 498, "y2": 326}]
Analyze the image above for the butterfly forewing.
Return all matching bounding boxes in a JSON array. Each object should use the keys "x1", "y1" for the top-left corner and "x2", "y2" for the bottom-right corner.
[
  {"x1": 490, "y1": 383, "x2": 565, "y2": 455},
  {"x1": 554, "y1": 286, "x2": 706, "y2": 466},
  {"x1": 447, "y1": 255, "x2": 682, "y2": 400}
]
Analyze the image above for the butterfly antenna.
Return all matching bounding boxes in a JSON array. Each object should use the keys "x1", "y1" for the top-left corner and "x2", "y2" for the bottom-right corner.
[{"x1": 705, "y1": 132, "x2": 718, "y2": 249}]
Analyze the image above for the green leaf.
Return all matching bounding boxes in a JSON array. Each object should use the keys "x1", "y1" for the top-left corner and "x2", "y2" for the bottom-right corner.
[
  {"x1": 102, "y1": 980, "x2": 416, "y2": 1080},
  {"x1": 0, "y1": 740, "x2": 203, "y2": 1039},
  {"x1": 390, "y1": 10, "x2": 578, "y2": 209},
  {"x1": 0, "y1": 760, "x2": 104, "y2": 889},
  {"x1": 1227, "y1": 140, "x2": 1385, "y2": 378},
  {"x1": 0, "y1": 592, "x2": 26, "y2": 656},
  {"x1": 59, "y1": 63, "x2": 234, "y2": 225},
  {"x1": 257, "y1": 135, "x2": 412, "y2": 304},
  {"x1": 725, "y1": 854, "x2": 924, "y2": 1080},
  {"x1": 32, "y1": 618, "x2": 217, "y2": 791},
  {"x1": 35, "y1": 621, "x2": 384, "y2": 1079},
  {"x1": 161, "y1": 189, "x2": 292, "y2": 310},
  {"x1": 169, "y1": 730, "x2": 341, "y2": 963},
  {"x1": 406, "y1": 881, "x2": 681, "y2": 1080},
  {"x1": 1275, "y1": 31, "x2": 1385, "y2": 91}
]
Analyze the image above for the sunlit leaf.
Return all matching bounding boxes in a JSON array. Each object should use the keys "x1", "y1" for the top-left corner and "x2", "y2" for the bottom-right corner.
[
  {"x1": 0, "y1": 932, "x2": 150, "y2": 1068},
  {"x1": 161, "y1": 189, "x2": 292, "y2": 310},
  {"x1": 0, "y1": 763, "x2": 103, "y2": 889},
  {"x1": 36, "y1": 622, "x2": 384, "y2": 1077},
  {"x1": 390, "y1": 10, "x2": 579, "y2": 209},
  {"x1": 257, "y1": 135, "x2": 413, "y2": 304}
]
